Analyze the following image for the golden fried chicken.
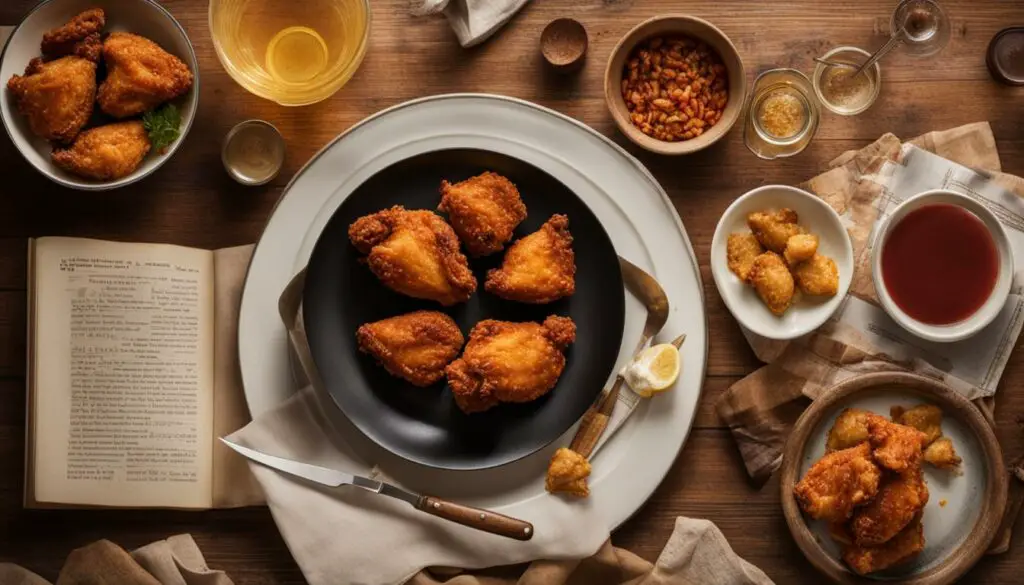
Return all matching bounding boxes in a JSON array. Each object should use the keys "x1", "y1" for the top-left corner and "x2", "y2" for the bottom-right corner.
[
  {"x1": 545, "y1": 447, "x2": 591, "y2": 497},
  {"x1": 868, "y1": 416, "x2": 928, "y2": 473},
  {"x1": 794, "y1": 443, "x2": 881, "y2": 522},
  {"x1": 51, "y1": 120, "x2": 150, "y2": 181},
  {"x1": 7, "y1": 56, "x2": 95, "y2": 143},
  {"x1": 438, "y1": 172, "x2": 527, "y2": 257},
  {"x1": 40, "y1": 8, "x2": 104, "y2": 62},
  {"x1": 923, "y1": 437, "x2": 962, "y2": 470},
  {"x1": 748, "y1": 251, "x2": 795, "y2": 315},
  {"x1": 748, "y1": 208, "x2": 803, "y2": 253},
  {"x1": 484, "y1": 214, "x2": 575, "y2": 304},
  {"x1": 826, "y1": 408, "x2": 873, "y2": 452},
  {"x1": 784, "y1": 233, "x2": 819, "y2": 265},
  {"x1": 349, "y1": 206, "x2": 477, "y2": 306},
  {"x1": 445, "y1": 315, "x2": 576, "y2": 414},
  {"x1": 97, "y1": 32, "x2": 193, "y2": 118},
  {"x1": 793, "y1": 253, "x2": 840, "y2": 296},
  {"x1": 851, "y1": 469, "x2": 929, "y2": 546},
  {"x1": 843, "y1": 517, "x2": 925, "y2": 575},
  {"x1": 891, "y1": 404, "x2": 943, "y2": 445},
  {"x1": 726, "y1": 232, "x2": 763, "y2": 281},
  {"x1": 356, "y1": 311, "x2": 464, "y2": 387}
]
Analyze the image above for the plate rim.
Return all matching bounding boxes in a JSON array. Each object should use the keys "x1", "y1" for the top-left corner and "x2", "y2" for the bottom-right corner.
[
  {"x1": 236, "y1": 93, "x2": 710, "y2": 531},
  {"x1": 299, "y1": 145, "x2": 626, "y2": 470},
  {"x1": 779, "y1": 371, "x2": 1008, "y2": 585}
]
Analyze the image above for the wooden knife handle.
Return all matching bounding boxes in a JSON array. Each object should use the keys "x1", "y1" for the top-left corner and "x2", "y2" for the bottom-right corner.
[{"x1": 416, "y1": 496, "x2": 534, "y2": 541}]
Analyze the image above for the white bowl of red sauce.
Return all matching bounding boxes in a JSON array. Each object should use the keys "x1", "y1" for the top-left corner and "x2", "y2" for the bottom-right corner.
[{"x1": 872, "y1": 189, "x2": 1013, "y2": 342}]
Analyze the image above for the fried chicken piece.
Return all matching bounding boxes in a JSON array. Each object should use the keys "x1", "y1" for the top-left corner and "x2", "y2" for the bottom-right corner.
[
  {"x1": 923, "y1": 437, "x2": 962, "y2": 470},
  {"x1": 784, "y1": 233, "x2": 819, "y2": 265},
  {"x1": 826, "y1": 408, "x2": 873, "y2": 452},
  {"x1": 726, "y1": 232, "x2": 763, "y2": 281},
  {"x1": 891, "y1": 404, "x2": 943, "y2": 445},
  {"x1": 51, "y1": 121, "x2": 151, "y2": 181},
  {"x1": 349, "y1": 206, "x2": 477, "y2": 306},
  {"x1": 438, "y1": 172, "x2": 527, "y2": 257},
  {"x1": 484, "y1": 214, "x2": 575, "y2": 304},
  {"x1": 747, "y1": 208, "x2": 803, "y2": 253},
  {"x1": 445, "y1": 315, "x2": 576, "y2": 414},
  {"x1": 545, "y1": 447, "x2": 591, "y2": 497},
  {"x1": 97, "y1": 32, "x2": 194, "y2": 118},
  {"x1": 40, "y1": 8, "x2": 104, "y2": 62},
  {"x1": 7, "y1": 56, "x2": 95, "y2": 143},
  {"x1": 793, "y1": 253, "x2": 839, "y2": 296},
  {"x1": 793, "y1": 443, "x2": 882, "y2": 522},
  {"x1": 748, "y1": 252, "x2": 795, "y2": 315},
  {"x1": 868, "y1": 417, "x2": 928, "y2": 473},
  {"x1": 843, "y1": 517, "x2": 925, "y2": 575},
  {"x1": 851, "y1": 468, "x2": 929, "y2": 546},
  {"x1": 356, "y1": 311, "x2": 464, "y2": 387}
]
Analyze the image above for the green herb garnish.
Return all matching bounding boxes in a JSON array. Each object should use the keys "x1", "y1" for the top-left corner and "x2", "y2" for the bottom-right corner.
[{"x1": 142, "y1": 104, "x2": 181, "y2": 153}]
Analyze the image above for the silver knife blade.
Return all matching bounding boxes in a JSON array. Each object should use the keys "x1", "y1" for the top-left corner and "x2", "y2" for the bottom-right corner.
[{"x1": 220, "y1": 438, "x2": 420, "y2": 506}]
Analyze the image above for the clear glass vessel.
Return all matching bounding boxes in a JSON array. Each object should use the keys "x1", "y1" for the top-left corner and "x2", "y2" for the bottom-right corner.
[
  {"x1": 209, "y1": 0, "x2": 371, "y2": 106},
  {"x1": 891, "y1": 0, "x2": 950, "y2": 57},
  {"x1": 812, "y1": 47, "x2": 881, "y2": 116},
  {"x1": 744, "y1": 69, "x2": 820, "y2": 160}
]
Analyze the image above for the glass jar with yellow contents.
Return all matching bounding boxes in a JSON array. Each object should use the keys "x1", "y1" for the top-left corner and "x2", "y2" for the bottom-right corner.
[{"x1": 743, "y1": 69, "x2": 820, "y2": 160}]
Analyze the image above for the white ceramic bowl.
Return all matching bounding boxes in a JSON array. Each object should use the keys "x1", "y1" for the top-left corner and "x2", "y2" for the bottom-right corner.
[
  {"x1": 871, "y1": 189, "x2": 1013, "y2": 343},
  {"x1": 711, "y1": 184, "x2": 854, "y2": 340},
  {"x1": 0, "y1": 0, "x2": 199, "y2": 191}
]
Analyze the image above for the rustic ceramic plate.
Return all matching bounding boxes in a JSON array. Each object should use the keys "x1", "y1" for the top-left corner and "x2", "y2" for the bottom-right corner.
[{"x1": 780, "y1": 372, "x2": 1007, "y2": 584}]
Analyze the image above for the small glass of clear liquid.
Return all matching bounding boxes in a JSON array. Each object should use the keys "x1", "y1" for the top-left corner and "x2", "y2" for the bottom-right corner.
[{"x1": 891, "y1": 0, "x2": 950, "y2": 57}]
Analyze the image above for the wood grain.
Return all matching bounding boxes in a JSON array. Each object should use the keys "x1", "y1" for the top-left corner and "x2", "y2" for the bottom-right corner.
[{"x1": 1, "y1": 0, "x2": 1023, "y2": 583}]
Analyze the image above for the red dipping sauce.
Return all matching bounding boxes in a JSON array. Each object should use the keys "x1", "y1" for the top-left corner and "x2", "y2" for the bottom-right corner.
[{"x1": 881, "y1": 204, "x2": 999, "y2": 325}]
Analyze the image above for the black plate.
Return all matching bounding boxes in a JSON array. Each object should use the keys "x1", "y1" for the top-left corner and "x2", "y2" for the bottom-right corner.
[{"x1": 302, "y1": 149, "x2": 625, "y2": 470}]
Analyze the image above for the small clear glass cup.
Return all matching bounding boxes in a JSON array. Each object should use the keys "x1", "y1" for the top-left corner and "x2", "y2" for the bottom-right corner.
[
  {"x1": 744, "y1": 69, "x2": 820, "y2": 160},
  {"x1": 892, "y1": 0, "x2": 950, "y2": 57},
  {"x1": 812, "y1": 47, "x2": 882, "y2": 116}
]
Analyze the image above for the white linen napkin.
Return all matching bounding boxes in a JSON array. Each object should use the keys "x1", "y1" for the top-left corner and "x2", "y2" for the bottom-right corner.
[{"x1": 411, "y1": 0, "x2": 530, "y2": 47}]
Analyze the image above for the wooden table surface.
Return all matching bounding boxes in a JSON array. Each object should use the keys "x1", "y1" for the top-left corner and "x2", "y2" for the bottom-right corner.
[{"x1": 1, "y1": 0, "x2": 1023, "y2": 583}]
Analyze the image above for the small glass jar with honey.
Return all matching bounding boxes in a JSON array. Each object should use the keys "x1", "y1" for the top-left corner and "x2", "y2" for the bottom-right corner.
[{"x1": 743, "y1": 69, "x2": 820, "y2": 160}]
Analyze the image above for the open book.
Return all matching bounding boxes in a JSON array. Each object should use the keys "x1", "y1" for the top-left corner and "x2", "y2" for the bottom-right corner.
[{"x1": 26, "y1": 237, "x2": 264, "y2": 509}]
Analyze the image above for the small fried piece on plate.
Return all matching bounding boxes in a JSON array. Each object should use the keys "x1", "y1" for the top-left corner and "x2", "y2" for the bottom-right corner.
[
  {"x1": 356, "y1": 310, "x2": 464, "y2": 387},
  {"x1": 748, "y1": 208, "x2": 803, "y2": 253},
  {"x1": 868, "y1": 416, "x2": 928, "y2": 473},
  {"x1": 545, "y1": 447, "x2": 591, "y2": 497},
  {"x1": 52, "y1": 120, "x2": 151, "y2": 181},
  {"x1": 826, "y1": 408, "x2": 873, "y2": 452},
  {"x1": 843, "y1": 517, "x2": 925, "y2": 576},
  {"x1": 891, "y1": 404, "x2": 943, "y2": 445},
  {"x1": 484, "y1": 214, "x2": 575, "y2": 304},
  {"x1": 793, "y1": 253, "x2": 839, "y2": 296},
  {"x1": 40, "y1": 8, "x2": 105, "y2": 62},
  {"x1": 923, "y1": 437, "x2": 962, "y2": 470},
  {"x1": 438, "y1": 171, "x2": 527, "y2": 257},
  {"x1": 6, "y1": 56, "x2": 96, "y2": 143},
  {"x1": 793, "y1": 442, "x2": 881, "y2": 522},
  {"x1": 851, "y1": 468, "x2": 929, "y2": 546},
  {"x1": 748, "y1": 252, "x2": 795, "y2": 315},
  {"x1": 727, "y1": 232, "x2": 763, "y2": 281},
  {"x1": 784, "y1": 233, "x2": 818, "y2": 265}
]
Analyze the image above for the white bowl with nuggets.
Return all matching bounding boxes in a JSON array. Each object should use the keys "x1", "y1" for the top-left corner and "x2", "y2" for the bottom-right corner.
[
  {"x1": 0, "y1": 0, "x2": 198, "y2": 191},
  {"x1": 711, "y1": 184, "x2": 853, "y2": 340}
]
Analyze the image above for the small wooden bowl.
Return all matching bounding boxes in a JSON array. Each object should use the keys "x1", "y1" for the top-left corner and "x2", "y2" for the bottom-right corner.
[
  {"x1": 541, "y1": 18, "x2": 587, "y2": 72},
  {"x1": 604, "y1": 15, "x2": 746, "y2": 155},
  {"x1": 780, "y1": 372, "x2": 1008, "y2": 585}
]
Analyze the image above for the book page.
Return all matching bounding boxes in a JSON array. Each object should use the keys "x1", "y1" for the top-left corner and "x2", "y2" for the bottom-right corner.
[{"x1": 30, "y1": 237, "x2": 215, "y2": 508}]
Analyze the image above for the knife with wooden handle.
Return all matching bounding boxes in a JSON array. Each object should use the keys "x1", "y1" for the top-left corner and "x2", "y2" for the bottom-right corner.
[{"x1": 221, "y1": 438, "x2": 534, "y2": 541}]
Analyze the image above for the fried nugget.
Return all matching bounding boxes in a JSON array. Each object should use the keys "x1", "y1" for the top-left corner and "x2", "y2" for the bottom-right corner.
[
  {"x1": 98, "y1": 32, "x2": 194, "y2": 118},
  {"x1": 793, "y1": 253, "x2": 839, "y2": 296},
  {"x1": 891, "y1": 404, "x2": 943, "y2": 445},
  {"x1": 545, "y1": 447, "x2": 591, "y2": 497},
  {"x1": 356, "y1": 311, "x2": 464, "y2": 387},
  {"x1": 726, "y1": 232, "x2": 764, "y2": 281},
  {"x1": 40, "y1": 8, "x2": 105, "y2": 62},
  {"x1": 826, "y1": 408, "x2": 873, "y2": 452},
  {"x1": 794, "y1": 443, "x2": 881, "y2": 522},
  {"x1": 851, "y1": 469, "x2": 928, "y2": 546},
  {"x1": 484, "y1": 214, "x2": 575, "y2": 304},
  {"x1": 843, "y1": 517, "x2": 925, "y2": 575},
  {"x1": 748, "y1": 208, "x2": 803, "y2": 253},
  {"x1": 7, "y1": 56, "x2": 95, "y2": 143},
  {"x1": 784, "y1": 233, "x2": 819, "y2": 265},
  {"x1": 438, "y1": 172, "x2": 527, "y2": 257},
  {"x1": 51, "y1": 120, "x2": 151, "y2": 181},
  {"x1": 748, "y1": 252, "x2": 795, "y2": 315},
  {"x1": 923, "y1": 437, "x2": 962, "y2": 470},
  {"x1": 868, "y1": 417, "x2": 928, "y2": 473}
]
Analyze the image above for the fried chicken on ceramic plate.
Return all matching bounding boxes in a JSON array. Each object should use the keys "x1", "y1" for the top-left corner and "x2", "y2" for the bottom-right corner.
[
  {"x1": 850, "y1": 467, "x2": 929, "y2": 546},
  {"x1": 7, "y1": 56, "x2": 95, "y2": 143},
  {"x1": 438, "y1": 171, "x2": 527, "y2": 257},
  {"x1": 97, "y1": 32, "x2": 194, "y2": 118},
  {"x1": 355, "y1": 310, "x2": 464, "y2": 387},
  {"x1": 51, "y1": 120, "x2": 151, "y2": 180},
  {"x1": 793, "y1": 442, "x2": 882, "y2": 522},
  {"x1": 484, "y1": 214, "x2": 576, "y2": 304},
  {"x1": 40, "y1": 8, "x2": 105, "y2": 62}
]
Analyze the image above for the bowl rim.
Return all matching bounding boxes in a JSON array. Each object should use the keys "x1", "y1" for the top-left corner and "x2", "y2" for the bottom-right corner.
[
  {"x1": 603, "y1": 13, "x2": 747, "y2": 155},
  {"x1": 711, "y1": 184, "x2": 854, "y2": 340},
  {"x1": 0, "y1": 0, "x2": 200, "y2": 192},
  {"x1": 870, "y1": 189, "x2": 1014, "y2": 343},
  {"x1": 779, "y1": 371, "x2": 1008, "y2": 585}
]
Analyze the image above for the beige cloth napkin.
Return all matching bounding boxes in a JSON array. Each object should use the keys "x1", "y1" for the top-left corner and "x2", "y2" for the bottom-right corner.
[{"x1": 411, "y1": 0, "x2": 530, "y2": 47}]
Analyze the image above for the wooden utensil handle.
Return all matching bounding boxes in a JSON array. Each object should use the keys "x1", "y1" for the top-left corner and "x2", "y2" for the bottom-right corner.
[{"x1": 417, "y1": 496, "x2": 534, "y2": 541}]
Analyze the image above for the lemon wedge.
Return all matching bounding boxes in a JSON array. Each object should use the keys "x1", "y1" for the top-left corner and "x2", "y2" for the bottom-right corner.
[{"x1": 623, "y1": 343, "x2": 681, "y2": 398}]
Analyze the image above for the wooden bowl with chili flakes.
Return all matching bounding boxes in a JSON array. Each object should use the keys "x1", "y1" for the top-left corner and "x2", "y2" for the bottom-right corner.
[{"x1": 604, "y1": 15, "x2": 746, "y2": 155}]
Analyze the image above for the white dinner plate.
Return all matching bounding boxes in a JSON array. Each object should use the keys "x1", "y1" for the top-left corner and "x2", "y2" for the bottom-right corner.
[{"x1": 237, "y1": 94, "x2": 708, "y2": 529}]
